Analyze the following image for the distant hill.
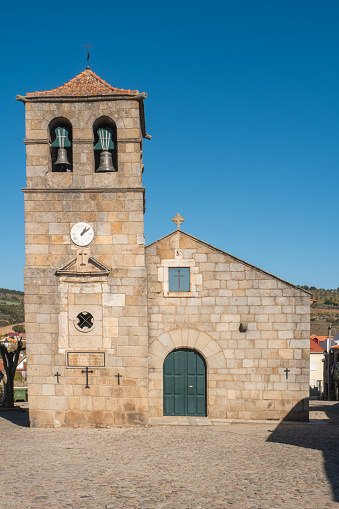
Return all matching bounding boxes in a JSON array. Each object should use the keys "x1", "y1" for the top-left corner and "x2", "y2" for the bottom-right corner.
[
  {"x1": 300, "y1": 286, "x2": 339, "y2": 307},
  {"x1": 0, "y1": 288, "x2": 24, "y2": 327},
  {"x1": 300, "y1": 286, "x2": 339, "y2": 336}
]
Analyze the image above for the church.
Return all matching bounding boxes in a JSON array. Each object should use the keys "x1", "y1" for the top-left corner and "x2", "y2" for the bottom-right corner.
[{"x1": 17, "y1": 68, "x2": 310, "y2": 427}]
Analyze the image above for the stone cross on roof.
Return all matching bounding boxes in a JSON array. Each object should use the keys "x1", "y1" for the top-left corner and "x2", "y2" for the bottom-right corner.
[{"x1": 172, "y1": 213, "x2": 185, "y2": 230}]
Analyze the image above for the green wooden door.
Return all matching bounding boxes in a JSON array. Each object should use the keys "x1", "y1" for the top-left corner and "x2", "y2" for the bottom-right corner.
[{"x1": 163, "y1": 349, "x2": 206, "y2": 416}]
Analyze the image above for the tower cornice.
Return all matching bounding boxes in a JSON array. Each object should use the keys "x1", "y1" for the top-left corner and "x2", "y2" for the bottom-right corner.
[{"x1": 16, "y1": 93, "x2": 147, "y2": 103}]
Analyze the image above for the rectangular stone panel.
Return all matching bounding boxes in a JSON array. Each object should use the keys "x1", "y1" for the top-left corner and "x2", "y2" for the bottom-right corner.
[{"x1": 67, "y1": 351, "x2": 105, "y2": 368}]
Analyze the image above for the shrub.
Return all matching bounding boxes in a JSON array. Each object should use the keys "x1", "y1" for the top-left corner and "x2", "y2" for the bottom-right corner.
[{"x1": 12, "y1": 325, "x2": 25, "y2": 333}]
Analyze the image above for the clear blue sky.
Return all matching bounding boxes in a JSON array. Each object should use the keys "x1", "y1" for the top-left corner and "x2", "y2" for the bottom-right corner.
[{"x1": 0, "y1": 0, "x2": 338, "y2": 291}]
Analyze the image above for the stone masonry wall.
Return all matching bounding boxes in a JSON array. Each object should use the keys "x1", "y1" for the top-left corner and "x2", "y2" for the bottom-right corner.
[
  {"x1": 23, "y1": 97, "x2": 148, "y2": 427},
  {"x1": 146, "y1": 231, "x2": 310, "y2": 421},
  {"x1": 24, "y1": 98, "x2": 143, "y2": 190}
]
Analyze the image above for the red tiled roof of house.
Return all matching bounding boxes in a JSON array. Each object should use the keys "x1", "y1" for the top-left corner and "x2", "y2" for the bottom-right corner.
[
  {"x1": 26, "y1": 68, "x2": 139, "y2": 98},
  {"x1": 310, "y1": 338, "x2": 325, "y2": 352},
  {"x1": 310, "y1": 335, "x2": 328, "y2": 341}
]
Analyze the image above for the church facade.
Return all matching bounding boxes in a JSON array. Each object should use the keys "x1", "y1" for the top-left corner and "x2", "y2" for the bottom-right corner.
[{"x1": 17, "y1": 69, "x2": 310, "y2": 427}]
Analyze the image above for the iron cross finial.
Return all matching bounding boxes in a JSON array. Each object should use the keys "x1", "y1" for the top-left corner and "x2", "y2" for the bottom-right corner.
[
  {"x1": 85, "y1": 44, "x2": 91, "y2": 68},
  {"x1": 172, "y1": 213, "x2": 185, "y2": 231}
]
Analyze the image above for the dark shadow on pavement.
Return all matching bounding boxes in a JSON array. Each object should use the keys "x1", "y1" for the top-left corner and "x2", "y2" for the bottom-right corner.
[
  {"x1": 267, "y1": 400, "x2": 339, "y2": 502},
  {"x1": 0, "y1": 407, "x2": 30, "y2": 427}
]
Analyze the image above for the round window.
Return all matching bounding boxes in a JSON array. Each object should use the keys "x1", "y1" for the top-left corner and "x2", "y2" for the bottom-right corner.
[{"x1": 74, "y1": 311, "x2": 95, "y2": 333}]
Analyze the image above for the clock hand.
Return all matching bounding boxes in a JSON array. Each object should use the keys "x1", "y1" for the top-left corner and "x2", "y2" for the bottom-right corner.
[{"x1": 80, "y1": 227, "x2": 90, "y2": 236}]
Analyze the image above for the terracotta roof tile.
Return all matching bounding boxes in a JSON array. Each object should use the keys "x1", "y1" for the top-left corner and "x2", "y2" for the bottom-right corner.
[
  {"x1": 310, "y1": 338, "x2": 325, "y2": 353},
  {"x1": 310, "y1": 335, "x2": 328, "y2": 341},
  {"x1": 26, "y1": 68, "x2": 139, "y2": 98}
]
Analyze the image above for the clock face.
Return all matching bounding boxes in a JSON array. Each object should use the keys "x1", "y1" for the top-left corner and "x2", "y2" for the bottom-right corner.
[{"x1": 71, "y1": 222, "x2": 94, "y2": 247}]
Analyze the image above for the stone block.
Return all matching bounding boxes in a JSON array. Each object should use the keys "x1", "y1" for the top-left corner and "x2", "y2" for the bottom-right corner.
[
  {"x1": 202, "y1": 340, "x2": 221, "y2": 358},
  {"x1": 158, "y1": 332, "x2": 175, "y2": 352},
  {"x1": 103, "y1": 293, "x2": 125, "y2": 307},
  {"x1": 279, "y1": 349, "x2": 294, "y2": 360}
]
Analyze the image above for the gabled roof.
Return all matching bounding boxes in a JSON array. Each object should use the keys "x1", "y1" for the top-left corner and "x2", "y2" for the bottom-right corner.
[
  {"x1": 146, "y1": 230, "x2": 310, "y2": 294},
  {"x1": 23, "y1": 68, "x2": 140, "y2": 98},
  {"x1": 310, "y1": 338, "x2": 325, "y2": 353},
  {"x1": 310, "y1": 335, "x2": 328, "y2": 351}
]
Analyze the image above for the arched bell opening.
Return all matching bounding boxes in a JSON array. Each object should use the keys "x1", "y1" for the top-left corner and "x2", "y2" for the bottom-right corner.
[
  {"x1": 93, "y1": 116, "x2": 117, "y2": 173},
  {"x1": 49, "y1": 117, "x2": 73, "y2": 172},
  {"x1": 163, "y1": 348, "x2": 207, "y2": 417}
]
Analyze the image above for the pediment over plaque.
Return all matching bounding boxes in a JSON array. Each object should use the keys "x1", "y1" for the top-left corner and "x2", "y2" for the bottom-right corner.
[{"x1": 56, "y1": 253, "x2": 110, "y2": 277}]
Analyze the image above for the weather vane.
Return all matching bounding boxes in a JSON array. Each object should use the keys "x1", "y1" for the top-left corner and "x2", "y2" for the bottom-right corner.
[{"x1": 85, "y1": 44, "x2": 91, "y2": 68}]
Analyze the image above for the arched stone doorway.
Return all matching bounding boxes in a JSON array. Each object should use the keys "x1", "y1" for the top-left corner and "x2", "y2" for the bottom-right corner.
[
  {"x1": 163, "y1": 348, "x2": 206, "y2": 416},
  {"x1": 148, "y1": 329, "x2": 227, "y2": 418}
]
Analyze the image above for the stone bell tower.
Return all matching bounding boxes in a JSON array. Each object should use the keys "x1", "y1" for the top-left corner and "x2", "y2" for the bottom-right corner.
[{"x1": 17, "y1": 68, "x2": 150, "y2": 427}]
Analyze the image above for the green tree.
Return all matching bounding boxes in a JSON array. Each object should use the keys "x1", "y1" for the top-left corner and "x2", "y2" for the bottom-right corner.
[
  {"x1": 0, "y1": 340, "x2": 25, "y2": 408},
  {"x1": 12, "y1": 325, "x2": 25, "y2": 333}
]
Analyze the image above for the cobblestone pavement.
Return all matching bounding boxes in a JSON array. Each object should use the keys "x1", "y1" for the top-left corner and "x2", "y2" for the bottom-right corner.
[{"x1": 1, "y1": 402, "x2": 339, "y2": 509}]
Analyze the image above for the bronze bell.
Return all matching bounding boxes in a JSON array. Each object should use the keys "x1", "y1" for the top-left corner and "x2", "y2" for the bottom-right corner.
[
  {"x1": 55, "y1": 147, "x2": 71, "y2": 168},
  {"x1": 97, "y1": 150, "x2": 115, "y2": 172}
]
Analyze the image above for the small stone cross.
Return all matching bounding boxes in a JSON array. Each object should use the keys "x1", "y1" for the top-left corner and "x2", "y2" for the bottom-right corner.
[
  {"x1": 172, "y1": 213, "x2": 185, "y2": 231},
  {"x1": 54, "y1": 372, "x2": 61, "y2": 384},
  {"x1": 284, "y1": 368, "x2": 290, "y2": 380},
  {"x1": 81, "y1": 366, "x2": 94, "y2": 388},
  {"x1": 77, "y1": 249, "x2": 89, "y2": 272},
  {"x1": 115, "y1": 373, "x2": 122, "y2": 385}
]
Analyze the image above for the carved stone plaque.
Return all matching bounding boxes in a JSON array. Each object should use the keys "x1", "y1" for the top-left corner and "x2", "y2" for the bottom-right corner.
[
  {"x1": 67, "y1": 351, "x2": 105, "y2": 368},
  {"x1": 175, "y1": 249, "x2": 183, "y2": 259}
]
